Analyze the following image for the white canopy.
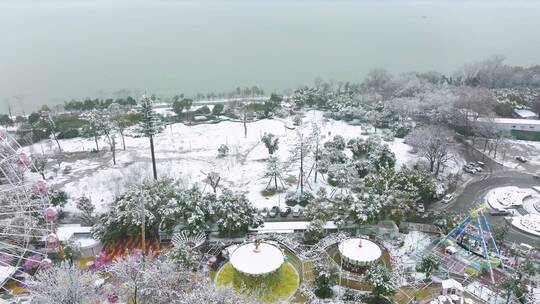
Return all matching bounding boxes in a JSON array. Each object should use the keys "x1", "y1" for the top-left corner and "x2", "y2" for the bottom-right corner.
[
  {"x1": 230, "y1": 242, "x2": 284, "y2": 276},
  {"x1": 442, "y1": 278, "x2": 464, "y2": 291},
  {"x1": 338, "y1": 238, "x2": 382, "y2": 266}
]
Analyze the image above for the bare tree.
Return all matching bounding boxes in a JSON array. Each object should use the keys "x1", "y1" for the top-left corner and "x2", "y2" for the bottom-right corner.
[
  {"x1": 453, "y1": 87, "x2": 496, "y2": 128},
  {"x1": 406, "y1": 125, "x2": 454, "y2": 176},
  {"x1": 203, "y1": 171, "x2": 221, "y2": 193},
  {"x1": 32, "y1": 154, "x2": 47, "y2": 180}
]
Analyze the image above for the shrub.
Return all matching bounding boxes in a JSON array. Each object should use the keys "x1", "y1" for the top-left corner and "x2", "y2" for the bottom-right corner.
[
  {"x1": 217, "y1": 144, "x2": 229, "y2": 157},
  {"x1": 285, "y1": 192, "x2": 298, "y2": 206},
  {"x1": 57, "y1": 128, "x2": 80, "y2": 139},
  {"x1": 298, "y1": 191, "x2": 314, "y2": 207},
  {"x1": 49, "y1": 190, "x2": 68, "y2": 207},
  {"x1": 212, "y1": 104, "x2": 224, "y2": 115},
  {"x1": 195, "y1": 105, "x2": 211, "y2": 115}
]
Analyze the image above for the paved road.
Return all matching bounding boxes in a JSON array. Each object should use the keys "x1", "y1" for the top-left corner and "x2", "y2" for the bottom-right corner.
[{"x1": 431, "y1": 143, "x2": 540, "y2": 246}]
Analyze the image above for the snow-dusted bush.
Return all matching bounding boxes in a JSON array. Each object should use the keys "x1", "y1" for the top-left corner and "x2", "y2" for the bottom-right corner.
[
  {"x1": 304, "y1": 219, "x2": 325, "y2": 244},
  {"x1": 313, "y1": 262, "x2": 338, "y2": 299},
  {"x1": 214, "y1": 189, "x2": 262, "y2": 237},
  {"x1": 164, "y1": 243, "x2": 198, "y2": 269},
  {"x1": 285, "y1": 191, "x2": 314, "y2": 207},
  {"x1": 261, "y1": 133, "x2": 279, "y2": 155},
  {"x1": 365, "y1": 263, "x2": 395, "y2": 299},
  {"x1": 48, "y1": 189, "x2": 68, "y2": 207},
  {"x1": 217, "y1": 144, "x2": 229, "y2": 157}
]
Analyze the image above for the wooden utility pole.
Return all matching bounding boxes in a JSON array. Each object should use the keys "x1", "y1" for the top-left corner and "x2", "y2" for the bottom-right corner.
[{"x1": 139, "y1": 196, "x2": 146, "y2": 255}]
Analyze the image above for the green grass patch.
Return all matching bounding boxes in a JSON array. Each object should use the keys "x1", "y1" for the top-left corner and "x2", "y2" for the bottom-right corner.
[
  {"x1": 216, "y1": 262, "x2": 299, "y2": 303},
  {"x1": 55, "y1": 116, "x2": 88, "y2": 129}
]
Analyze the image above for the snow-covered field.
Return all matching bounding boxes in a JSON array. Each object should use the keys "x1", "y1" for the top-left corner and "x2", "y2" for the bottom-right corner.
[{"x1": 24, "y1": 111, "x2": 437, "y2": 214}]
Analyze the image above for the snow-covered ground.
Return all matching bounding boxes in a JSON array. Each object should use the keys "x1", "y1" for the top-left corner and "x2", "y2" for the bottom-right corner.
[
  {"x1": 470, "y1": 138, "x2": 540, "y2": 172},
  {"x1": 22, "y1": 110, "x2": 452, "y2": 214}
]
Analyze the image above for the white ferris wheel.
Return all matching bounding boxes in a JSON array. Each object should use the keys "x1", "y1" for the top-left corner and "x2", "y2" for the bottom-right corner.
[{"x1": 0, "y1": 129, "x2": 57, "y2": 294}]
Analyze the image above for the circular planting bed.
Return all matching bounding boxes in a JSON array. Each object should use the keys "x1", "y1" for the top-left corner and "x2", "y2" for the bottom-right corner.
[{"x1": 216, "y1": 262, "x2": 299, "y2": 303}]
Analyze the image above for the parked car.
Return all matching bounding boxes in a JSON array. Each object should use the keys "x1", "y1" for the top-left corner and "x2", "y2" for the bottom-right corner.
[
  {"x1": 269, "y1": 206, "x2": 279, "y2": 218},
  {"x1": 292, "y1": 207, "x2": 302, "y2": 217},
  {"x1": 515, "y1": 156, "x2": 527, "y2": 163},
  {"x1": 476, "y1": 161, "x2": 485, "y2": 167},
  {"x1": 533, "y1": 171, "x2": 540, "y2": 179},
  {"x1": 474, "y1": 166, "x2": 483, "y2": 172},
  {"x1": 463, "y1": 166, "x2": 477, "y2": 174},
  {"x1": 489, "y1": 209, "x2": 510, "y2": 216},
  {"x1": 442, "y1": 194, "x2": 454, "y2": 204},
  {"x1": 416, "y1": 203, "x2": 425, "y2": 213},
  {"x1": 260, "y1": 207, "x2": 269, "y2": 218},
  {"x1": 280, "y1": 207, "x2": 291, "y2": 217}
]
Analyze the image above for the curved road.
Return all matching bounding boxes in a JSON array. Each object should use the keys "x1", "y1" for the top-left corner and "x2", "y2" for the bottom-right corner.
[{"x1": 431, "y1": 143, "x2": 539, "y2": 246}]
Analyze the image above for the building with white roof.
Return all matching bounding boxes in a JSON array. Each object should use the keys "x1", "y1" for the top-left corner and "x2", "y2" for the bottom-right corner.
[
  {"x1": 54, "y1": 224, "x2": 102, "y2": 258},
  {"x1": 513, "y1": 108, "x2": 538, "y2": 120},
  {"x1": 477, "y1": 117, "x2": 540, "y2": 132},
  {"x1": 441, "y1": 278, "x2": 464, "y2": 297}
]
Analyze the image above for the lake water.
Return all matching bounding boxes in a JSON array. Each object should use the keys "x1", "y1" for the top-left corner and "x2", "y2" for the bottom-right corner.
[{"x1": 1, "y1": 0, "x2": 540, "y2": 113}]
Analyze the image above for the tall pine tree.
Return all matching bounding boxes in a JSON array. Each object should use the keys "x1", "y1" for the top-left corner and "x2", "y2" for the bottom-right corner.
[{"x1": 136, "y1": 95, "x2": 162, "y2": 179}]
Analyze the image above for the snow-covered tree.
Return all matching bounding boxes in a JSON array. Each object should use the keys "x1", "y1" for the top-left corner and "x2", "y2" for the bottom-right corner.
[
  {"x1": 41, "y1": 112, "x2": 63, "y2": 152},
  {"x1": 76, "y1": 196, "x2": 95, "y2": 225},
  {"x1": 261, "y1": 132, "x2": 279, "y2": 155},
  {"x1": 109, "y1": 253, "x2": 147, "y2": 304},
  {"x1": 31, "y1": 154, "x2": 47, "y2": 180},
  {"x1": 94, "y1": 179, "x2": 261, "y2": 241},
  {"x1": 363, "y1": 68, "x2": 393, "y2": 96},
  {"x1": 27, "y1": 262, "x2": 97, "y2": 304},
  {"x1": 203, "y1": 171, "x2": 221, "y2": 193},
  {"x1": 365, "y1": 263, "x2": 395, "y2": 299},
  {"x1": 214, "y1": 189, "x2": 261, "y2": 237},
  {"x1": 136, "y1": 95, "x2": 163, "y2": 180},
  {"x1": 313, "y1": 261, "x2": 338, "y2": 299},
  {"x1": 406, "y1": 125, "x2": 454, "y2": 176},
  {"x1": 97, "y1": 112, "x2": 118, "y2": 165},
  {"x1": 416, "y1": 255, "x2": 440, "y2": 281},
  {"x1": 289, "y1": 131, "x2": 312, "y2": 194},
  {"x1": 304, "y1": 219, "x2": 325, "y2": 243},
  {"x1": 164, "y1": 242, "x2": 199, "y2": 269},
  {"x1": 81, "y1": 109, "x2": 104, "y2": 152},
  {"x1": 326, "y1": 163, "x2": 356, "y2": 193},
  {"x1": 110, "y1": 252, "x2": 252, "y2": 304},
  {"x1": 307, "y1": 123, "x2": 324, "y2": 183}
]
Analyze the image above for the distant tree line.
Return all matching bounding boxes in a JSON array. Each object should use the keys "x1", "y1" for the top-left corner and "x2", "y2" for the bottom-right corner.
[{"x1": 63, "y1": 97, "x2": 137, "y2": 112}]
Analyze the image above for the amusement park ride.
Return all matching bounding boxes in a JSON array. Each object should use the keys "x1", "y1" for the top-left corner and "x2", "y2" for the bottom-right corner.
[
  {"x1": 0, "y1": 129, "x2": 60, "y2": 294},
  {"x1": 434, "y1": 205, "x2": 505, "y2": 284}
]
